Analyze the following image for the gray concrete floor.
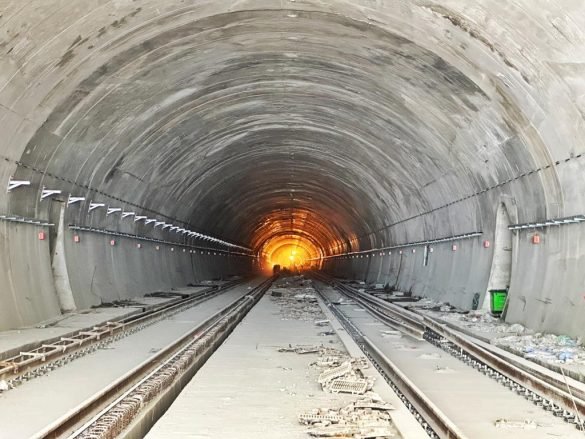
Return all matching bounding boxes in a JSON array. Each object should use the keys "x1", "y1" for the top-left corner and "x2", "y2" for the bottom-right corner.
[{"x1": 0, "y1": 282, "x2": 259, "y2": 439}]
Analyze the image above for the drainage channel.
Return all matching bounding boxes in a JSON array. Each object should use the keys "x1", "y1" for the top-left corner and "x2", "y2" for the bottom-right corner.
[{"x1": 36, "y1": 277, "x2": 275, "y2": 439}]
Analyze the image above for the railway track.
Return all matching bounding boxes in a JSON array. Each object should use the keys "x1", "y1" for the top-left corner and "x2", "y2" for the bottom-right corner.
[
  {"x1": 311, "y1": 272, "x2": 585, "y2": 437},
  {"x1": 0, "y1": 279, "x2": 246, "y2": 391},
  {"x1": 35, "y1": 276, "x2": 274, "y2": 439}
]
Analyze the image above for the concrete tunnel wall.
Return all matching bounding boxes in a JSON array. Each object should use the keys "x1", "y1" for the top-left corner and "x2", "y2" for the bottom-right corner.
[{"x1": 0, "y1": 1, "x2": 584, "y2": 337}]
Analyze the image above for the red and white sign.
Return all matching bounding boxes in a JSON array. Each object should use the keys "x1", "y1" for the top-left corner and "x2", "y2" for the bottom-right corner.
[{"x1": 38, "y1": 231, "x2": 46, "y2": 241}]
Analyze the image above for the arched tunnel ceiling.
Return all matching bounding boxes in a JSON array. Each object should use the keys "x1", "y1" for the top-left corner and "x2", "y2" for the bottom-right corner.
[{"x1": 1, "y1": 1, "x2": 583, "y2": 256}]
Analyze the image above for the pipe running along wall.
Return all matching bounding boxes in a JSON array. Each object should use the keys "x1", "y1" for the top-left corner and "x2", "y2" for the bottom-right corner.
[{"x1": 0, "y1": 1, "x2": 584, "y2": 337}]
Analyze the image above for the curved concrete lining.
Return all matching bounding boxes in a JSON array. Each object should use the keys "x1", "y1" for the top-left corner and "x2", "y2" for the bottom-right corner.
[{"x1": 0, "y1": 1, "x2": 584, "y2": 336}]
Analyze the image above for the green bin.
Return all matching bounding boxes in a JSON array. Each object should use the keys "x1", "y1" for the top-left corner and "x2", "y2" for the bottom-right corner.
[{"x1": 490, "y1": 290, "x2": 508, "y2": 314}]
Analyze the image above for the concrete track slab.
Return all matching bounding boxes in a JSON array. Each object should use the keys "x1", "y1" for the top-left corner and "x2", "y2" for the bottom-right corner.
[
  {"x1": 0, "y1": 283, "x2": 254, "y2": 438},
  {"x1": 0, "y1": 287, "x2": 208, "y2": 358},
  {"x1": 321, "y1": 286, "x2": 583, "y2": 439},
  {"x1": 147, "y1": 284, "x2": 424, "y2": 439}
]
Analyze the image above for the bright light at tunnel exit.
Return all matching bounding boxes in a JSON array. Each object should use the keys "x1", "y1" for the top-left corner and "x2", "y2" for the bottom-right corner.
[{"x1": 259, "y1": 236, "x2": 322, "y2": 274}]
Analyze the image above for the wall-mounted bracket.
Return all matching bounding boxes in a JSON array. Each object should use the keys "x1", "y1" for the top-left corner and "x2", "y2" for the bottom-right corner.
[
  {"x1": 122, "y1": 212, "x2": 135, "y2": 219},
  {"x1": 40, "y1": 187, "x2": 62, "y2": 201},
  {"x1": 106, "y1": 207, "x2": 122, "y2": 216},
  {"x1": 154, "y1": 221, "x2": 166, "y2": 228},
  {"x1": 134, "y1": 216, "x2": 147, "y2": 222},
  {"x1": 68, "y1": 195, "x2": 86, "y2": 206},
  {"x1": 88, "y1": 202, "x2": 106, "y2": 212},
  {"x1": 170, "y1": 226, "x2": 179, "y2": 232},
  {"x1": 144, "y1": 218, "x2": 156, "y2": 225},
  {"x1": 162, "y1": 224, "x2": 172, "y2": 230},
  {"x1": 7, "y1": 177, "x2": 31, "y2": 192}
]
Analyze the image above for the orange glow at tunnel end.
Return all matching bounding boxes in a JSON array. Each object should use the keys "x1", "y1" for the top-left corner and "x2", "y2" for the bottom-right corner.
[{"x1": 258, "y1": 235, "x2": 323, "y2": 274}]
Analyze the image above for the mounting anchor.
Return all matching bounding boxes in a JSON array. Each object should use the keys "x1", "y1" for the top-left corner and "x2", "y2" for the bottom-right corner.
[
  {"x1": 40, "y1": 187, "x2": 62, "y2": 201},
  {"x1": 134, "y1": 216, "x2": 147, "y2": 222},
  {"x1": 7, "y1": 177, "x2": 31, "y2": 192},
  {"x1": 106, "y1": 207, "x2": 122, "y2": 216},
  {"x1": 68, "y1": 195, "x2": 86, "y2": 206},
  {"x1": 144, "y1": 218, "x2": 156, "y2": 225},
  {"x1": 162, "y1": 224, "x2": 172, "y2": 230},
  {"x1": 154, "y1": 221, "x2": 166, "y2": 228},
  {"x1": 122, "y1": 211, "x2": 136, "y2": 219},
  {"x1": 88, "y1": 202, "x2": 106, "y2": 212}
]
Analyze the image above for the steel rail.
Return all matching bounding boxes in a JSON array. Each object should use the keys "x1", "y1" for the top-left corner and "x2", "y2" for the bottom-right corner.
[
  {"x1": 36, "y1": 277, "x2": 274, "y2": 439},
  {"x1": 311, "y1": 278, "x2": 465, "y2": 439},
  {"x1": 0, "y1": 279, "x2": 246, "y2": 387},
  {"x1": 311, "y1": 272, "x2": 425, "y2": 340},
  {"x1": 314, "y1": 271, "x2": 585, "y2": 430}
]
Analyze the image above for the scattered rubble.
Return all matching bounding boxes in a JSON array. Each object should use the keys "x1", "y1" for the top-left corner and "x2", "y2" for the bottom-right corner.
[
  {"x1": 299, "y1": 395, "x2": 396, "y2": 438},
  {"x1": 412, "y1": 297, "x2": 585, "y2": 367},
  {"x1": 494, "y1": 418, "x2": 538, "y2": 430},
  {"x1": 312, "y1": 352, "x2": 373, "y2": 395},
  {"x1": 270, "y1": 277, "x2": 324, "y2": 321},
  {"x1": 0, "y1": 380, "x2": 9, "y2": 392},
  {"x1": 273, "y1": 276, "x2": 398, "y2": 438},
  {"x1": 278, "y1": 344, "x2": 322, "y2": 355},
  {"x1": 495, "y1": 333, "x2": 585, "y2": 364}
]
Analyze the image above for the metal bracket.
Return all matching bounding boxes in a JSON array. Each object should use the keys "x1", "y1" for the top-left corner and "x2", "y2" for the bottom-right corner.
[
  {"x1": 134, "y1": 216, "x2": 147, "y2": 222},
  {"x1": 154, "y1": 221, "x2": 166, "y2": 228},
  {"x1": 68, "y1": 195, "x2": 86, "y2": 206},
  {"x1": 106, "y1": 207, "x2": 122, "y2": 216},
  {"x1": 122, "y1": 212, "x2": 135, "y2": 219},
  {"x1": 144, "y1": 218, "x2": 156, "y2": 225},
  {"x1": 162, "y1": 224, "x2": 172, "y2": 230},
  {"x1": 40, "y1": 187, "x2": 62, "y2": 201},
  {"x1": 7, "y1": 177, "x2": 31, "y2": 192},
  {"x1": 88, "y1": 202, "x2": 106, "y2": 212},
  {"x1": 170, "y1": 226, "x2": 179, "y2": 232}
]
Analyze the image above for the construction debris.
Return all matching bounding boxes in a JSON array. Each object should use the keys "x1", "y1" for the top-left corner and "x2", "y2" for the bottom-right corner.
[
  {"x1": 495, "y1": 333, "x2": 585, "y2": 364},
  {"x1": 494, "y1": 418, "x2": 538, "y2": 430},
  {"x1": 278, "y1": 344, "x2": 322, "y2": 354},
  {"x1": 299, "y1": 395, "x2": 396, "y2": 438},
  {"x1": 270, "y1": 277, "x2": 324, "y2": 321}
]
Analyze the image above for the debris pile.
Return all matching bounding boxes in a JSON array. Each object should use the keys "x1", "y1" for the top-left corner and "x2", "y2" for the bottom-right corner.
[
  {"x1": 495, "y1": 333, "x2": 585, "y2": 364},
  {"x1": 316, "y1": 357, "x2": 374, "y2": 395},
  {"x1": 298, "y1": 394, "x2": 396, "y2": 438},
  {"x1": 270, "y1": 276, "x2": 323, "y2": 321},
  {"x1": 424, "y1": 309, "x2": 523, "y2": 334}
]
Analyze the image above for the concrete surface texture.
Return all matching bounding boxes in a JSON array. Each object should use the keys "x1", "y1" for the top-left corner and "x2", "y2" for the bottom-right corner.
[{"x1": 0, "y1": 1, "x2": 584, "y2": 337}]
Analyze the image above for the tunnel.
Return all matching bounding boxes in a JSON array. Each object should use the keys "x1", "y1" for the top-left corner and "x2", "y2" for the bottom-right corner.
[{"x1": 1, "y1": 0, "x2": 585, "y2": 344}]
